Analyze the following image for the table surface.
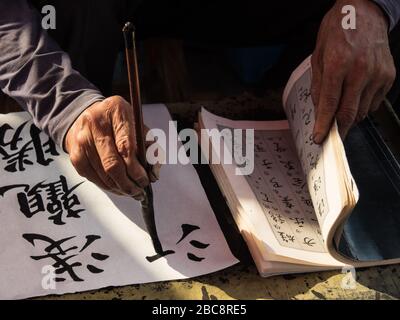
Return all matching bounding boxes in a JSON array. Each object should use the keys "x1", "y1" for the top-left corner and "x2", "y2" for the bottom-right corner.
[{"x1": 2, "y1": 92, "x2": 400, "y2": 300}]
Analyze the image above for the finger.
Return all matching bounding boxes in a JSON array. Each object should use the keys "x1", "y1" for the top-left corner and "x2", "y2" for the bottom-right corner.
[
  {"x1": 311, "y1": 53, "x2": 322, "y2": 107},
  {"x1": 69, "y1": 148, "x2": 110, "y2": 192},
  {"x1": 370, "y1": 66, "x2": 396, "y2": 113},
  {"x1": 370, "y1": 87, "x2": 386, "y2": 113},
  {"x1": 76, "y1": 128, "x2": 120, "y2": 192},
  {"x1": 149, "y1": 163, "x2": 161, "y2": 182},
  {"x1": 80, "y1": 150, "x2": 125, "y2": 196},
  {"x1": 109, "y1": 99, "x2": 149, "y2": 188},
  {"x1": 313, "y1": 70, "x2": 345, "y2": 144},
  {"x1": 335, "y1": 78, "x2": 363, "y2": 139},
  {"x1": 92, "y1": 120, "x2": 145, "y2": 198},
  {"x1": 356, "y1": 83, "x2": 379, "y2": 122},
  {"x1": 82, "y1": 136, "x2": 125, "y2": 194},
  {"x1": 96, "y1": 133, "x2": 145, "y2": 198}
]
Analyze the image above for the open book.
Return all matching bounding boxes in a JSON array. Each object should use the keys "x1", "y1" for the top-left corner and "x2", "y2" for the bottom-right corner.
[{"x1": 199, "y1": 56, "x2": 400, "y2": 276}]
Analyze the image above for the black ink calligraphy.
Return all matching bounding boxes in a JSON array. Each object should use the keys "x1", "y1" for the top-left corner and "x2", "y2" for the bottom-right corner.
[
  {"x1": 0, "y1": 122, "x2": 59, "y2": 172},
  {"x1": 0, "y1": 175, "x2": 85, "y2": 225},
  {"x1": 146, "y1": 224, "x2": 210, "y2": 263},
  {"x1": 23, "y1": 234, "x2": 108, "y2": 282}
]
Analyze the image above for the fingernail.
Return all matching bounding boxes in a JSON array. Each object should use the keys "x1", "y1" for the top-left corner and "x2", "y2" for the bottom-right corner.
[
  {"x1": 151, "y1": 165, "x2": 161, "y2": 181},
  {"x1": 133, "y1": 192, "x2": 145, "y2": 201},
  {"x1": 136, "y1": 176, "x2": 149, "y2": 188},
  {"x1": 149, "y1": 172, "x2": 158, "y2": 182},
  {"x1": 313, "y1": 132, "x2": 324, "y2": 144},
  {"x1": 339, "y1": 129, "x2": 349, "y2": 141}
]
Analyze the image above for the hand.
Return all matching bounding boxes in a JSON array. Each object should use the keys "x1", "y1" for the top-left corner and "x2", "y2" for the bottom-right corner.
[
  {"x1": 311, "y1": 0, "x2": 396, "y2": 143},
  {"x1": 64, "y1": 96, "x2": 160, "y2": 199}
]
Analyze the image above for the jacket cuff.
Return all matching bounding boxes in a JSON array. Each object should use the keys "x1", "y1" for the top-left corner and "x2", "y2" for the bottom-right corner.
[
  {"x1": 50, "y1": 91, "x2": 105, "y2": 152},
  {"x1": 372, "y1": 0, "x2": 400, "y2": 31}
]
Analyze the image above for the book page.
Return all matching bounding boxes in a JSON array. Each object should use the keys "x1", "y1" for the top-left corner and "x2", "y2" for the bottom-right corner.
[
  {"x1": 200, "y1": 109, "x2": 344, "y2": 266},
  {"x1": 282, "y1": 56, "x2": 358, "y2": 238},
  {"x1": 283, "y1": 71, "x2": 330, "y2": 225},
  {"x1": 218, "y1": 124, "x2": 325, "y2": 252}
]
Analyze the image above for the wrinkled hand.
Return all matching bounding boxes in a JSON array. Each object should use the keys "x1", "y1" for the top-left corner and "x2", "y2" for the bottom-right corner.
[
  {"x1": 311, "y1": 0, "x2": 396, "y2": 143},
  {"x1": 64, "y1": 96, "x2": 160, "y2": 199}
]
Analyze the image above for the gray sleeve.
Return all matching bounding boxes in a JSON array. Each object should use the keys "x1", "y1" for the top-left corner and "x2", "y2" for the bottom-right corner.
[
  {"x1": 373, "y1": 0, "x2": 400, "y2": 31},
  {"x1": 0, "y1": 0, "x2": 105, "y2": 150}
]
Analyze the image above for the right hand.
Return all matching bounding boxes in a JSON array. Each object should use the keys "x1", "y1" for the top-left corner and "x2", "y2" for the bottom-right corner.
[
  {"x1": 311, "y1": 0, "x2": 396, "y2": 143},
  {"x1": 64, "y1": 96, "x2": 160, "y2": 200}
]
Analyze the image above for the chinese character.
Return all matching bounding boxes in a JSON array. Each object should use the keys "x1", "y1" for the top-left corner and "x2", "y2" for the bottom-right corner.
[
  {"x1": 282, "y1": 196, "x2": 294, "y2": 209},
  {"x1": 270, "y1": 177, "x2": 283, "y2": 189},
  {"x1": 278, "y1": 232, "x2": 295, "y2": 243},
  {"x1": 0, "y1": 122, "x2": 59, "y2": 172},
  {"x1": 303, "y1": 237, "x2": 316, "y2": 247},
  {"x1": 146, "y1": 224, "x2": 209, "y2": 263},
  {"x1": 23, "y1": 233, "x2": 109, "y2": 282},
  {"x1": 281, "y1": 160, "x2": 295, "y2": 171},
  {"x1": 0, "y1": 175, "x2": 85, "y2": 225},
  {"x1": 290, "y1": 217, "x2": 305, "y2": 226},
  {"x1": 273, "y1": 142, "x2": 286, "y2": 153},
  {"x1": 298, "y1": 86, "x2": 311, "y2": 103},
  {"x1": 262, "y1": 159, "x2": 273, "y2": 169}
]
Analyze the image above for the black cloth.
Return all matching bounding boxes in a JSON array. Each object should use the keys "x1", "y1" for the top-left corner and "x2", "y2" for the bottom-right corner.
[
  {"x1": 39, "y1": 0, "x2": 400, "y2": 107},
  {"x1": 1, "y1": 0, "x2": 400, "y2": 150}
]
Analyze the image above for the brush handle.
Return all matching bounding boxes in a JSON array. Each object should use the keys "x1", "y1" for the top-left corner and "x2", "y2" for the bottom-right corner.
[{"x1": 123, "y1": 22, "x2": 147, "y2": 169}]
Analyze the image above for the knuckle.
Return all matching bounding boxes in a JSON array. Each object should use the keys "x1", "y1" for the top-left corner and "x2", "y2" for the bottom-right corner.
[
  {"x1": 94, "y1": 135, "x2": 112, "y2": 148},
  {"x1": 113, "y1": 117, "x2": 130, "y2": 135},
  {"x1": 322, "y1": 95, "x2": 340, "y2": 110},
  {"x1": 103, "y1": 96, "x2": 131, "y2": 125},
  {"x1": 83, "y1": 107, "x2": 109, "y2": 129},
  {"x1": 106, "y1": 95, "x2": 126, "y2": 106},
  {"x1": 102, "y1": 156, "x2": 121, "y2": 175},
  {"x1": 386, "y1": 66, "x2": 397, "y2": 84},
  {"x1": 375, "y1": 66, "x2": 392, "y2": 84},
  {"x1": 374, "y1": 69, "x2": 386, "y2": 83},
  {"x1": 337, "y1": 107, "x2": 357, "y2": 125},
  {"x1": 103, "y1": 101, "x2": 118, "y2": 121},
  {"x1": 116, "y1": 136, "x2": 132, "y2": 157},
  {"x1": 75, "y1": 132, "x2": 88, "y2": 146},
  {"x1": 81, "y1": 109, "x2": 96, "y2": 124},
  {"x1": 105, "y1": 96, "x2": 129, "y2": 113}
]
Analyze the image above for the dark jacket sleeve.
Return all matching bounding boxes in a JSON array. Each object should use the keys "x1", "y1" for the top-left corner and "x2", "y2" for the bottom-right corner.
[
  {"x1": 0, "y1": 0, "x2": 104, "y2": 149},
  {"x1": 373, "y1": 0, "x2": 400, "y2": 31}
]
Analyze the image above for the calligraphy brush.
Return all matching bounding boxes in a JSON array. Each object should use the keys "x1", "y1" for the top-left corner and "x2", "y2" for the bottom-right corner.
[{"x1": 123, "y1": 22, "x2": 163, "y2": 254}]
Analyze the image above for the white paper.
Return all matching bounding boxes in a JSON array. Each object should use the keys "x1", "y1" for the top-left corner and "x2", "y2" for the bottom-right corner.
[{"x1": 0, "y1": 104, "x2": 238, "y2": 300}]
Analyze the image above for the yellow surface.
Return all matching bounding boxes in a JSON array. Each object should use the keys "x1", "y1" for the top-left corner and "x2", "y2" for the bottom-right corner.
[{"x1": 44, "y1": 264, "x2": 400, "y2": 300}]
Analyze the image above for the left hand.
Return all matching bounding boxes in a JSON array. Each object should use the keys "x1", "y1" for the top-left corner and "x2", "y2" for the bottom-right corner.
[{"x1": 311, "y1": 0, "x2": 396, "y2": 143}]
